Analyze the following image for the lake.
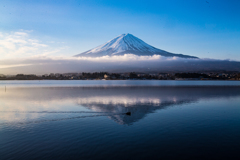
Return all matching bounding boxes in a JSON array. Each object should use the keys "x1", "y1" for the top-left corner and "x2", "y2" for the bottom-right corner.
[{"x1": 0, "y1": 80, "x2": 240, "y2": 159}]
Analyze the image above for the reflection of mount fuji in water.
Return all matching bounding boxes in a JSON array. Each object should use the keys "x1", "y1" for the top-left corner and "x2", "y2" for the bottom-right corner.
[
  {"x1": 2, "y1": 87, "x2": 240, "y2": 125},
  {"x1": 73, "y1": 87, "x2": 240, "y2": 125},
  {"x1": 81, "y1": 100, "x2": 190, "y2": 125}
]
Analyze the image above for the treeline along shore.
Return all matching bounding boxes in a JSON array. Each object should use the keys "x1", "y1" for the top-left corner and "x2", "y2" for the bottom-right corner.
[{"x1": 0, "y1": 72, "x2": 240, "y2": 80}]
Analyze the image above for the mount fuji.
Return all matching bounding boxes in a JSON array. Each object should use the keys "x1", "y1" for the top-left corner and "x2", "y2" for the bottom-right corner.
[{"x1": 74, "y1": 33, "x2": 198, "y2": 58}]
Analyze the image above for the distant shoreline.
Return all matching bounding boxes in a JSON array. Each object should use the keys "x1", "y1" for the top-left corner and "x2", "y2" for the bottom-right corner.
[{"x1": 1, "y1": 72, "x2": 240, "y2": 81}]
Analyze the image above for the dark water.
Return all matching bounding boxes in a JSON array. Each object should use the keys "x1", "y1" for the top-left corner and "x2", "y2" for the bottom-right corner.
[{"x1": 0, "y1": 82, "x2": 240, "y2": 159}]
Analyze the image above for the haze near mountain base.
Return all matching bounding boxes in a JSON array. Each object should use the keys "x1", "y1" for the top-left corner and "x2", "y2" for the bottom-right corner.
[{"x1": 74, "y1": 33, "x2": 198, "y2": 58}]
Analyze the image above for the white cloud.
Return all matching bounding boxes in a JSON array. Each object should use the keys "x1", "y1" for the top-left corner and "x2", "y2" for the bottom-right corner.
[
  {"x1": 69, "y1": 54, "x2": 181, "y2": 62},
  {"x1": 0, "y1": 30, "x2": 66, "y2": 59},
  {"x1": 0, "y1": 64, "x2": 33, "y2": 69},
  {"x1": 14, "y1": 32, "x2": 28, "y2": 36}
]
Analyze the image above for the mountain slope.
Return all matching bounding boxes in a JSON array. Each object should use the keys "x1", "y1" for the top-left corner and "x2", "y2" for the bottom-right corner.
[{"x1": 74, "y1": 33, "x2": 198, "y2": 58}]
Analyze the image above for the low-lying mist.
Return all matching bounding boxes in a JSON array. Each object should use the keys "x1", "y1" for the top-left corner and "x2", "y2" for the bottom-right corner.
[{"x1": 1, "y1": 54, "x2": 240, "y2": 75}]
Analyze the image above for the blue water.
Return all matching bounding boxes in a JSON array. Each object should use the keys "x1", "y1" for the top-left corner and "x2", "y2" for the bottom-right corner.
[
  {"x1": 0, "y1": 80, "x2": 240, "y2": 87},
  {"x1": 0, "y1": 82, "x2": 240, "y2": 159}
]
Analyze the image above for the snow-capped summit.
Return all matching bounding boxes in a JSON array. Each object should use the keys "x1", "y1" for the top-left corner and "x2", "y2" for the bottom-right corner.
[{"x1": 74, "y1": 33, "x2": 198, "y2": 58}]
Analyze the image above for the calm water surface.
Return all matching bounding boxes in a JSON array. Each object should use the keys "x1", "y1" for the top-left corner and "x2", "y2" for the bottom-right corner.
[
  {"x1": 1, "y1": 80, "x2": 240, "y2": 87},
  {"x1": 0, "y1": 81, "x2": 240, "y2": 160}
]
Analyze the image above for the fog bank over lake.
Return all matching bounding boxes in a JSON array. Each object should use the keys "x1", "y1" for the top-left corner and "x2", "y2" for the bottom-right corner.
[{"x1": 1, "y1": 56, "x2": 240, "y2": 74}]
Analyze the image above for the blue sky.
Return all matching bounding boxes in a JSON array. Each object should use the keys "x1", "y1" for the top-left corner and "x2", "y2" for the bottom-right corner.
[{"x1": 1, "y1": 0, "x2": 240, "y2": 60}]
